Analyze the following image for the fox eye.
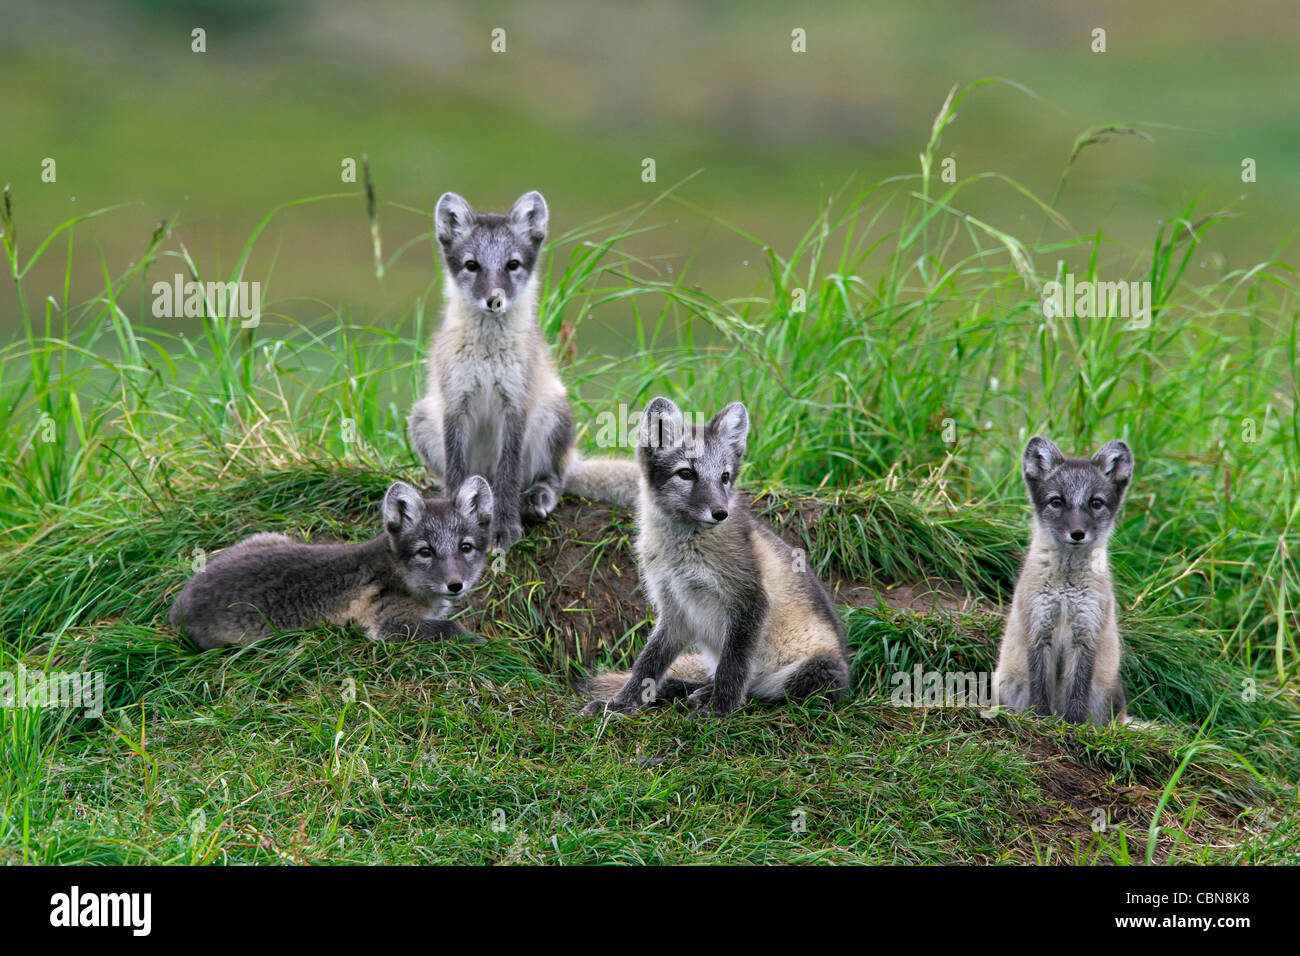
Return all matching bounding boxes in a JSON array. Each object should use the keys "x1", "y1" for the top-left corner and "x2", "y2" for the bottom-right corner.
[
  {"x1": 1090, "y1": 497, "x2": 1105, "y2": 510},
  {"x1": 720, "y1": 472, "x2": 731, "y2": 484},
  {"x1": 459, "y1": 542, "x2": 474, "y2": 554},
  {"x1": 1048, "y1": 496, "x2": 1065, "y2": 508},
  {"x1": 417, "y1": 546, "x2": 434, "y2": 558},
  {"x1": 506, "y1": 259, "x2": 521, "y2": 271},
  {"x1": 463, "y1": 260, "x2": 479, "y2": 272},
  {"x1": 675, "y1": 467, "x2": 697, "y2": 481}
]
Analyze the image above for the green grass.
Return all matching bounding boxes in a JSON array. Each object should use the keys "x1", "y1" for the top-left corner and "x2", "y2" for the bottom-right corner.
[{"x1": 2, "y1": 84, "x2": 1297, "y2": 864}]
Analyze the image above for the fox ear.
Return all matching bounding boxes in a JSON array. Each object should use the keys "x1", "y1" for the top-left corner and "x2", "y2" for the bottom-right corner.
[
  {"x1": 454, "y1": 475, "x2": 494, "y2": 528},
  {"x1": 1023, "y1": 436, "x2": 1064, "y2": 484},
  {"x1": 1092, "y1": 440, "x2": 1134, "y2": 491},
  {"x1": 710, "y1": 402, "x2": 749, "y2": 456},
  {"x1": 383, "y1": 481, "x2": 424, "y2": 535},
  {"x1": 509, "y1": 190, "x2": 548, "y2": 244},
  {"x1": 435, "y1": 192, "x2": 475, "y2": 247},
  {"x1": 639, "y1": 396, "x2": 683, "y2": 453}
]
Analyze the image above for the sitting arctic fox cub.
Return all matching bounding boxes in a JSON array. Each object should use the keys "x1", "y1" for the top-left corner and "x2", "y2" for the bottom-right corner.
[
  {"x1": 582, "y1": 397, "x2": 850, "y2": 718},
  {"x1": 170, "y1": 479, "x2": 493, "y2": 649},
  {"x1": 993, "y1": 436, "x2": 1134, "y2": 725},
  {"x1": 408, "y1": 190, "x2": 639, "y2": 551}
]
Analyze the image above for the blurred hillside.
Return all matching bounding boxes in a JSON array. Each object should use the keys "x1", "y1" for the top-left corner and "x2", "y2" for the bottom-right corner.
[{"x1": 2, "y1": 0, "x2": 1298, "y2": 335}]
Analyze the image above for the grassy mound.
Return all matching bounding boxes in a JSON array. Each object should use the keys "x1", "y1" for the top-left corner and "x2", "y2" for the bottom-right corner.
[{"x1": 2, "y1": 466, "x2": 1295, "y2": 864}]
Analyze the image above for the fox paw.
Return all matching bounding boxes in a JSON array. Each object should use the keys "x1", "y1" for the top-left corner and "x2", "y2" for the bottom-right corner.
[
  {"x1": 688, "y1": 683, "x2": 739, "y2": 719},
  {"x1": 686, "y1": 683, "x2": 712, "y2": 707},
  {"x1": 491, "y1": 517, "x2": 524, "y2": 551},
  {"x1": 1063, "y1": 705, "x2": 1090, "y2": 725},
  {"x1": 521, "y1": 483, "x2": 558, "y2": 521}
]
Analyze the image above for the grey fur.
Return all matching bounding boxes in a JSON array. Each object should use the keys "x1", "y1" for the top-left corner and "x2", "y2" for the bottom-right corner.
[
  {"x1": 169, "y1": 479, "x2": 493, "y2": 650},
  {"x1": 409, "y1": 190, "x2": 638, "y2": 550},
  {"x1": 993, "y1": 437, "x2": 1133, "y2": 724},
  {"x1": 582, "y1": 397, "x2": 850, "y2": 718},
  {"x1": 562, "y1": 456, "x2": 641, "y2": 508}
]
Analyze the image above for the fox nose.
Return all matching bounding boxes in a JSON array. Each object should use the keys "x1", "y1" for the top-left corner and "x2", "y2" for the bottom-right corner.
[
  {"x1": 1070, "y1": 529, "x2": 1085, "y2": 541},
  {"x1": 711, "y1": 508, "x2": 728, "y2": 522},
  {"x1": 447, "y1": 581, "x2": 463, "y2": 593},
  {"x1": 485, "y1": 289, "x2": 506, "y2": 312}
]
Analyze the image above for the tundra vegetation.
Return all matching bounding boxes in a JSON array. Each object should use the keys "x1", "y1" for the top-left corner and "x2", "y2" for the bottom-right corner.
[{"x1": 1, "y1": 86, "x2": 1296, "y2": 864}]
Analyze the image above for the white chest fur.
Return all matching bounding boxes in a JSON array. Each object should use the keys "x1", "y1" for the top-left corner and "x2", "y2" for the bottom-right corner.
[
  {"x1": 438, "y1": 320, "x2": 531, "y2": 405},
  {"x1": 638, "y1": 519, "x2": 734, "y2": 658}
]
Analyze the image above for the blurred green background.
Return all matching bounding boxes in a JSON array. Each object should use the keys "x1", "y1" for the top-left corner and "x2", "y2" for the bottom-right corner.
[{"x1": 2, "y1": 0, "x2": 1298, "y2": 334}]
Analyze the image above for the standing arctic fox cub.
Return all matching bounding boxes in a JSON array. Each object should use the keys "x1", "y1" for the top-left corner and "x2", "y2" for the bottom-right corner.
[
  {"x1": 408, "y1": 190, "x2": 639, "y2": 551},
  {"x1": 582, "y1": 397, "x2": 850, "y2": 718},
  {"x1": 169, "y1": 479, "x2": 493, "y2": 649},
  {"x1": 993, "y1": 436, "x2": 1134, "y2": 724}
]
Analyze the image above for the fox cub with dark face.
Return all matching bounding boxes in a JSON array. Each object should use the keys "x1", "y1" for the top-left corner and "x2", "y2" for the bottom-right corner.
[
  {"x1": 993, "y1": 437, "x2": 1134, "y2": 724},
  {"x1": 582, "y1": 397, "x2": 850, "y2": 718},
  {"x1": 169, "y1": 479, "x2": 493, "y2": 650},
  {"x1": 408, "y1": 190, "x2": 638, "y2": 551}
]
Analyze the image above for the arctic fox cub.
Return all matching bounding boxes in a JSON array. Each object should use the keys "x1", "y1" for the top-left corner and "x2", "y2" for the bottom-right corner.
[
  {"x1": 408, "y1": 190, "x2": 638, "y2": 550},
  {"x1": 582, "y1": 397, "x2": 850, "y2": 718},
  {"x1": 169, "y1": 479, "x2": 492, "y2": 649},
  {"x1": 993, "y1": 436, "x2": 1134, "y2": 724}
]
